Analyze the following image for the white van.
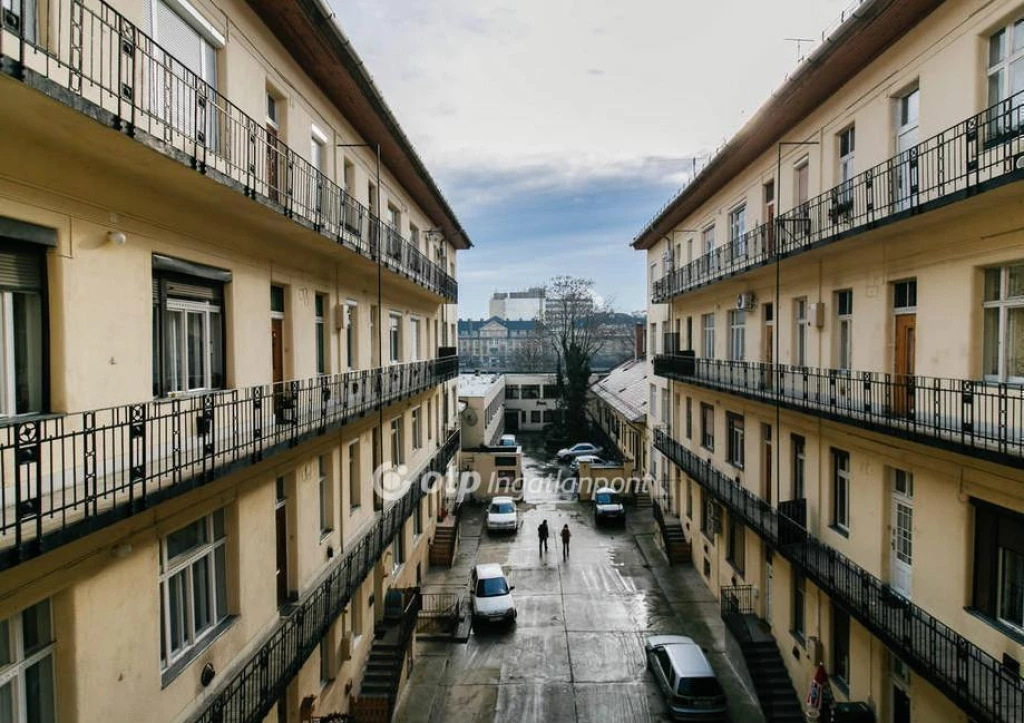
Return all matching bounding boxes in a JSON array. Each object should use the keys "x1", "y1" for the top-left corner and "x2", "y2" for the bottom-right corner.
[
  {"x1": 470, "y1": 563, "x2": 517, "y2": 627},
  {"x1": 593, "y1": 487, "x2": 626, "y2": 526}
]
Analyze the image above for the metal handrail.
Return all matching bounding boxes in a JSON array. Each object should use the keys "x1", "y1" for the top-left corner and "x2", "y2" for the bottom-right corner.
[
  {"x1": 653, "y1": 428, "x2": 1023, "y2": 723},
  {"x1": 0, "y1": 0, "x2": 457, "y2": 300},
  {"x1": 193, "y1": 430, "x2": 459, "y2": 723},
  {"x1": 0, "y1": 357, "x2": 459, "y2": 569},
  {"x1": 653, "y1": 355, "x2": 1024, "y2": 468},
  {"x1": 653, "y1": 89, "x2": 1024, "y2": 303}
]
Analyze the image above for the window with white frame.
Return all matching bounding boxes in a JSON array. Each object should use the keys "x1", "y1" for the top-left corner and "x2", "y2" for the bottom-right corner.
[
  {"x1": 153, "y1": 256, "x2": 229, "y2": 396},
  {"x1": 701, "y1": 312, "x2": 715, "y2": 358},
  {"x1": 394, "y1": 523, "x2": 405, "y2": 568},
  {"x1": 348, "y1": 440, "x2": 361, "y2": 510},
  {"x1": 318, "y1": 454, "x2": 332, "y2": 535},
  {"x1": 315, "y1": 294, "x2": 327, "y2": 375},
  {"x1": 983, "y1": 264, "x2": 1024, "y2": 382},
  {"x1": 729, "y1": 204, "x2": 746, "y2": 256},
  {"x1": 412, "y1": 407, "x2": 422, "y2": 450},
  {"x1": 793, "y1": 297, "x2": 807, "y2": 367},
  {"x1": 319, "y1": 635, "x2": 333, "y2": 686},
  {"x1": 972, "y1": 500, "x2": 1024, "y2": 630},
  {"x1": 832, "y1": 449, "x2": 850, "y2": 533},
  {"x1": 0, "y1": 598, "x2": 56, "y2": 723},
  {"x1": 987, "y1": 19, "x2": 1024, "y2": 125},
  {"x1": 649, "y1": 384, "x2": 657, "y2": 419},
  {"x1": 835, "y1": 290, "x2": 853, "y2": 370},
  {"x1": 159, "y1": 509, "x2": 228, "y2": 669},
  {"x1": 727, "y1": 309, "x2": 745, "y2": 361},
  {"x1": 389, "y1": 313, "x2": 402, "y2": 363},
  {"x1": 837, "y1": 126, "x2": 855, "y2": 203},
  {"x1": 0, "y1": 244, "x2": 46, "y2": 416},
  {"x1": 661, "y1": 389, "x2": 670, "y2": 426},
  {"x1": 390, "y1": 417, "x2": 404, "y2": 465},
  {"x1": 345, "y1": 303, "x2": 356, "y2": 369},
  {"x1": 726, "y1": 412, "x2": 744, "y2": 468},
  {"x1": 702, "y1": 225, "x2": 715, "y2": 256},
  {"x1": 791, "y1": 434, "x2": 805, "y2": 500},
  {"x1": 700, "y1": 403, "x2": 714, "y2": 451},
  {"x1": 410, "y1": 318, "x2": 421, "y2": 361}
]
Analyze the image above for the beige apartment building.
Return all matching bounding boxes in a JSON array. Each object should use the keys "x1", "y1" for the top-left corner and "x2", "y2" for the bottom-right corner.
[
  {"x1": 636, "y1": 2, "x2": 1024, "y2": 722},
  {"x1": 0, "y1": 1, "x2": 468, "y2": 722}
]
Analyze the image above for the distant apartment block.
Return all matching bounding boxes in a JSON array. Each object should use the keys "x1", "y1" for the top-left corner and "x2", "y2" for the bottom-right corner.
[{"x1": 488, "y1": 287, "x2": 546, "y2": 321}]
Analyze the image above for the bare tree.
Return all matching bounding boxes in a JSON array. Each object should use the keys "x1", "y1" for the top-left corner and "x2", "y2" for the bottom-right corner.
[{"x1": 505, "y1": 321, "x2": 554, "y2": 371}]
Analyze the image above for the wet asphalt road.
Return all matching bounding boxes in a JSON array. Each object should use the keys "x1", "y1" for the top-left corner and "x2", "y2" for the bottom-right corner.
[{"x1": 396, "y1": 434, "x2": 764, "y2": 723}]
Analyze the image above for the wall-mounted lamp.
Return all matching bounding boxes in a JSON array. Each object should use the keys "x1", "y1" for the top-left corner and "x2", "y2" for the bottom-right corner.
[{"x1": 107, "y1": 231, "x2": 127, "y2": 246}]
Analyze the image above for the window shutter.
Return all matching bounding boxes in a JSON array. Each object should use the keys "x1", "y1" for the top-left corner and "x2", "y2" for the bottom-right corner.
[
  {"x1": 154, "y1": 0, "x2": 205, "y2": 80},
  {"x1": 0, "y1": 247, "x2": 43, "y2": 290}
]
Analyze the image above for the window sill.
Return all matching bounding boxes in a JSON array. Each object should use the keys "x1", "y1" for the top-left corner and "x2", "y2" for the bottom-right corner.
[
  {"x1": 350, "y1": 505, "x2": 362, "y2": 516},
  {"x1": 320, "y1": 528, "x2": 334, "y2": 542},
  {"x1": 964, "y1": 607, "x2": 1024, "y2": 646},
  {"x1": 727, "y1": 460, "x2": 744, "y2": 471},
  {"x1": 829, "y1": 524, "x2": 850, "y2": 539},
  {"x1": 0, "y1": 411, "x2": 62, "y2": 428},
  {"x1": 161, "y1": 616, "x2": 236, "y2": 689}
]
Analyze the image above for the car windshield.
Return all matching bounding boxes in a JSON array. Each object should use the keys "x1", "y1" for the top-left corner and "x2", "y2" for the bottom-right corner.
[
  {"x1": 574, "y1": 444, "x2": 592, "y2": 452},
  {"x1": 676, "y1": 676, "x2": 724, "y2": 698},
  {"x1": 475, "y1": 577, "x2": 510, "y2": 597},
  {"x1": 595, "y1": 493, "x2": 619, "y2": 505},
  {"x1": 490, "y1": 502, "x2": 515, "y2": 514}
]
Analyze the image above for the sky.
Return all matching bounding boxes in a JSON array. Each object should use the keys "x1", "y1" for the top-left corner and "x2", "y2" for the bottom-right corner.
[{"x1": 333, "y1": 0, "x2": 857, "y2": 317}]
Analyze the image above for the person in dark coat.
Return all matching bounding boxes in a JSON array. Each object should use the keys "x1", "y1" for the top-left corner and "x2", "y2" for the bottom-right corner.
[
  {"x1": 538, "y1": 519, "x2": 549, "y2": 555},
  {"x1": 560, "y1": 524, "x2": 571, "y2": 559}
]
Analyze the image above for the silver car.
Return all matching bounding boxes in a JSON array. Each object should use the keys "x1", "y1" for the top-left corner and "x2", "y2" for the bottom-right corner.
[{"x1": 644, "y1": 635, "x2": 727, "y2": 721}]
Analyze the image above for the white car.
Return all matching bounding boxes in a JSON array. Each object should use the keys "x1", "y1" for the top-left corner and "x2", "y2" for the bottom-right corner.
[
  {"x1": 570, "y1": 454, "x2": 607, "y2": 472},
  {"x1": 499, "y1": 434, "x2": 517, "y2": 447},
  {"x1": 594, "y1": 487, "x2": 626, "y2": 526},
  {"x1": 470, "y1": 563, "x2": 517, "y2": 627},
  {"x1": 557, "y1": 442, "x2": 602, "y2": 462},
  {"x1": 644, "y1": 635, "x2": 727, "y2": 720},
  {"x1": 486, "y1": 496, "x2": 518, "y2": 534}
]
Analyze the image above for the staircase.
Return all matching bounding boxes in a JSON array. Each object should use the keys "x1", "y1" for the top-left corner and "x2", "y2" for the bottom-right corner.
[
  {"x1": 634, "y1": 490, "x2": 653, "y2": 508},
  {"x1": 429, "y1": 522, "x2": 457, "y2": 566},
  {"x1": 350, "y1": 589, "x2": 422, "y2": 723},
  {"x1": 653, "y1": 499, "x2": 691, "y2": 565},
  {"x1": 721, "y1": 586, "x2": 803, "y2": 723}
]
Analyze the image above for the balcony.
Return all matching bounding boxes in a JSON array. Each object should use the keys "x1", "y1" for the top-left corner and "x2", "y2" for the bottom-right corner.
[
  {"x1": 0, "y1": 0, "x2": 457, "y2": 301},
  {"x1": 0, "y1": 357, "x2": 459, "y2": 571},
  {"x1": 194, "y1": 429, "x2": 458, "y2": 723},
  {"x1": 653, "y1": 428, "x2": 1023, "y2": 723},
  {"x1": 652, "y1": 91, "x2": 1024, "y2": 303},
  {"x1": 654, "y1": 355, "x2": 1024, "y2": 469}
]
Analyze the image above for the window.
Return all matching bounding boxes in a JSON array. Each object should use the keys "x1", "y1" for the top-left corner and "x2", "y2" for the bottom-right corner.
[
  {"x1": 793, "y1": 298, "x2": 807, "y2": 367},
  {"x1": 521, "y1": 385, "x2": 540, "y2": 399},
  {"x1": 0, "y1": 243, "x2": 46, "y2": 416},
  {"x1": 686, "y1": 478, "x2": 693, "y2": 518},
  {"x1": 893, "y1": 279, "x2": 917, "y2": 311},
  {"x1": 394, "y1": 525, "x2": 405, "y2": 568},
  {"x1": 160, "y1": 509, "x2": 228, "y2": 669},
  {"x1": 791, "y1": 434, "x2": 805, "y2": 499},
  {"x1": 835, "y1": 290, "x2": 853, "y2": 370},
  {"x1": 348, "y1": 441, "x2": 361, "y2": 510},
  {"x1": 832, "y1": 604, "x2": 850, "y2": 685},
  {"x1": 727, "y1": 515, "x2": 746, "y2": 575},
  {"x1": 792, "y1": 572, "x2": 805, "y2": 640},
  {"x1": 972, "y1": 501, "x2": 1024, "y2": 631},
  {"x1": 320, "y1": 635, "x2": 333, "y2": 686},
  {"x1": 649, "y1": 384, "x2": 657, "y2": 419},
  {"x1": 315, "y1": 294, "x2": 327, "y2": 375},
  {"x1": 412, "y1": 407, "x2": 422, "y2": 450},
  {"x1": 530, "y1": 410, "x2": 541, "y2": 423},
  {"x1": 729, "y1": 204, "x2": 746, "y2": 255},
  {"x1": 837, "y1": 126, "x2": 855, "y2": 200},
  {"x1": 832, "y1": 449, "x2": 850, "y2": 533},
  {"x1": 318, "y1": 455, "x2": 331, "y2": 535},
  {"x1": 310, "y1": 132, "x2": 326, "y2": 210},
  {"x1": 390, "y1": 417, "x2": 404, "y2": 465},
  {"x1": 702, "y1": 225, "x2": 715, "y2": 256},
  {"x1": 389, "y1": 313, "x2": 401, "y2": 363},
  {"x1": 983, "y1": 264, "x2": 1024, "y2": 381},
  {"x1": 345, "y1": 303, "x2": 356, "y2": 369},
  {"x1": 700, "y1": 496, "x2": 717, "y2": 539},
  {"x1": 661, "y1": 389, "x2": 670, "y2": 425},
  {"x1": 685, "y1": 396, "x2": 692, "y2": 440},
  {"x1": 410, "y1": 224, "x2": 420, "y2": 252},
  {"x1": 0, "y1": 598, "x2": 55, "y2": 723},
  {"x1": 728, "y1": 309, "x2": 745, "y2": 361},
  {"x1": 414, "y1": 498, "x2": 423, "y2": 536},
  {"x1": 506, "y1": 385, "x2": 521, "y2": 399},
  {"x1": 701, "y1": 312, "x2": 715, "y2": 358},
  {"x1": 726, "y1": 413, "x2": 744, "y2": 468},
  {"x1": 987, "y1": 19, "x2": 1024, "y2": 127},
  {"x1": 427, "y1": 400, "x2": 433, "y2": 440},
  {"x1": 794, "y1": 160, "x2": 809, "y2": 207},
  {"x1": 153, "y1": 256, "x2": 229, "y2": 396},
  {"x1": 410, "y1": 318, "x2": 421, "y2": 361},
  {"x1": 542, "y1": 384, "x2": 559, "y2": 399},
  {"x1": 700, "y1": 403, "x2": 714, "y2": 451}
]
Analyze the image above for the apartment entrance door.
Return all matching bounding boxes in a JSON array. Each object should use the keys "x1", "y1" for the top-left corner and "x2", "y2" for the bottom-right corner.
[
  {"x1": 890, "y1": 471, "x2": 914, "y2": 599},
  {"x1": 275, "y1": 478, "x2": 289, "y2": 607},
  {"x1": 893, "y1": 313, "x2": 916, "y2": 416},
  {"x1": 892, "y1": 685, "x2": 910, "y2": 723}
]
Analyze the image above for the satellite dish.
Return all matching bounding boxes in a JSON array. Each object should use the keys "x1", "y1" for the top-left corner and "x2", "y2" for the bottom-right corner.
[{"x1": 463, "y1": 407, "x2": 479, "y2": 426}]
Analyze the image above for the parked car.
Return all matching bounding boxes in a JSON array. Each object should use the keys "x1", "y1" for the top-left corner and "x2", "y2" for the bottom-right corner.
[
  {"x1": 569, "y1": 454, "x2": 607, "y2": 473},
  {"x1": 593, "y1": 487, "x2": 626, "y2": 526},
  {"x1": 470, "y1": 563, "x2": 517, "y2": 627},
  {"x1": 486, "y1": 496, "x2": 519, "y2": 534},
  {"x1": 644, "y1": 635, "x2": 727, "y2": 721},
  {"x1": 499, "y1": 434, "x2": 517, "y2": 447},
  {"x1": 557, "y1": 442, "x2": 602, "y2": 462}
]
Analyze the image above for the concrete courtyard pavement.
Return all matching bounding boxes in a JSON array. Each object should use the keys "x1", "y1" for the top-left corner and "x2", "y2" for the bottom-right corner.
[{"x1": 398, "y1": 436, "x2": 765, "y2": 723}]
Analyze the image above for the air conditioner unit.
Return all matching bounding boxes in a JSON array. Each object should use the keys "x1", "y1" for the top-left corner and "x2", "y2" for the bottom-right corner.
[
  {"x1": 736, "y1": 292, "x2": 756, "y2": 310},
  {"x1": 808, "y1": 302, "x2": 825, "y2": 328}
]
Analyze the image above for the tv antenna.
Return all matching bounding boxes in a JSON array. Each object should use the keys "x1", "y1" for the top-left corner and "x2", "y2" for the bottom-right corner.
[{"x1": 785, "y1": 37, "x2": 815, "y2": 61}]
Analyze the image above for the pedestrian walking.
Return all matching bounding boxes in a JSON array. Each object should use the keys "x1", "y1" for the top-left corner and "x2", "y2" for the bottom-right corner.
[
  {"x1": 538, "y1": 519, "x2": 549, "y2": 555},
  {"x1": 560, "y1": 524, "x2": 571, "y2": 559}
]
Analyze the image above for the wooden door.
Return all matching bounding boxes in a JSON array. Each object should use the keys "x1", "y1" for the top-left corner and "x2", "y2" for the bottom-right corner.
[
  {"x1": 275, "y1": 500, "x2": 288, "y2": 607},
  {"x1": 272, "y1": 318, "x2": 284, "y2": 384},
  {"x1": 893, "y1": 314, "x2": 916, "y2": 416}
]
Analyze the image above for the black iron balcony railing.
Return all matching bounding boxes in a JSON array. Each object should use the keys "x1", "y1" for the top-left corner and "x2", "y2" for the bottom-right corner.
[
  {"x1": 0, "y1": 0, "x2": 457, "y2": 301},
  {"x1": 654, "y1": 355, "x2": 1024, "y2": 469},
  {"x1": 652, "y1": 90, "x2": 1024, "y2": 303},
  {"x1": 0, "y1": 357, "x2": 459, "y2": 571},
  {"x1": 192, "y1": 430, "x2": 458, "y2": 723},
  {"x1": 653, "y1": 428, "x2": 1024, "y2": 723}
]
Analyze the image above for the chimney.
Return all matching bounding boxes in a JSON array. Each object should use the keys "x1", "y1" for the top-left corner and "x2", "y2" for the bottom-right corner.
[{"x1": 634, "y1": 322, "x2": 646, "y2": 361}]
